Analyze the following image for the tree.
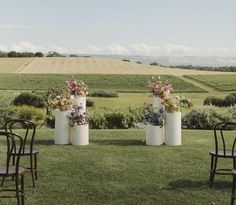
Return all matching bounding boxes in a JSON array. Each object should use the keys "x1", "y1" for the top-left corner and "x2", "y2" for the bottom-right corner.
[
  {"x1": 34, "y1": 52, "x2": 44, "y2": 57},
  {"x1": 8, "y1": 51, "x2": 17, "y2": 57}
]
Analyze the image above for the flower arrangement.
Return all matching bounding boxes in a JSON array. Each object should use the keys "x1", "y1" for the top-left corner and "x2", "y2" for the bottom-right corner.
[
  {"x1": 47, "y1": 84, "x2": 73, "y2": 111},
  {"x1": 143, "y1": 104, "x2": 164, "y2": 127},
  {"x1": 162, "y1": 96, "x2": 192, "y2": 113},
  {"x1": 66, "y1": 79, "x2": 88, "y2": 96},
  {"x1": 67, "y1": 105, "x2": 89, "y2": 126},
  {"x1": 147, "y1": 76, "x2": 173, "y2": 98}
]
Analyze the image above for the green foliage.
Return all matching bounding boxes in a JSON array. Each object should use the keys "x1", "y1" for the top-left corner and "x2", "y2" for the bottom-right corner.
[
  {"x1": 0, "y1": 106, "x2": 19, "y2": 128},
  {"x1": 0, "y1": 74, "x2": 205, "y2": 93},
  {"x1": 88, "y1": 112, "x2": 107, "y2": 129},
  {"x1": 89, "y1": 107, "x2": 144, "y2": 129},
  {"x1": 86, "y1": 99, "x2": 94, "y2": 107},
  {"x1": 17, "y1": 105, "x2": 46, "y2": 126},
  {"x1": 12, "y1": 92, "x2": 46, "y2": 108},
  {"x1": 203, "y1": 92, "x2": 236, "y2": 107},
  {"x1": 88, "y1": 91, "x2": 119, "y2": 98},
  {"x1": 182, "y1": 106, "x2": 232, "y2": 129}
]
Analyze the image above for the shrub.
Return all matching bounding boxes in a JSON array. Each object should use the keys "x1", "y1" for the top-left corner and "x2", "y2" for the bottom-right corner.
[
  {"x1": 86, "y1": 99, "x2": 94, "y2": 107},
  {"x1": 89, "y1": 113, "x2": 107, "y2": 129},
  {"x1": 88, "y1": 91, "x2": 118, "y2": 98},
  {"x1": 182, "y1": 106, "x2": 230, "y2": 129},
  {"x1": 12, "y1": 92, "x2": 46, "y2": 108},
  {"x1": 104, "y1": 111, "x2": 129, "y2": 129},
  {"x1": 88, "y1": 107, "x2": 144, "y2": 129},
  {"x1": 150, "y1": 62, "x2": 159, "y2": 66},
  {"x1": 203, "y1": 92, "x2": 236, "y2": 107},
  {"x1": 17, "y1": 105, "x2": 46, "y2": 127},
  {"x1": 0, "y1": 106, "x2": 19, "y2": 128}
]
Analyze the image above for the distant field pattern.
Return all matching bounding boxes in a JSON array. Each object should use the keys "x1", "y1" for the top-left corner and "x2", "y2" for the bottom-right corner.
[
  {"x1": 0, "y1": 74, "x2": 205, "y2": 93},
  {"x1": 13, "y1": 57, "x2": 235, "y2": 75},
  {"x1": 0, "y1": 58, "x2": 31, "y2": 73},
  {"x1": 186, "y1": 75, "x2": 236, "y2": 91}
]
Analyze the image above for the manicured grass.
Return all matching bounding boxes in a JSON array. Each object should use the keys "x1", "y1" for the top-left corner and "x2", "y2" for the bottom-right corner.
[
  {"x1": 0, "y1": 129, "x2": 233, "y2": 205},
  {"x1": 186, "y1": 74, "x2": 236, "y2": 91},
  {"x1": 0, "y1": 74, "x2": 205, "y2": 93}
]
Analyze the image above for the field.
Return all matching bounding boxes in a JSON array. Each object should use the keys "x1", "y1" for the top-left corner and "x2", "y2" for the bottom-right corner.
[
  {"x1": 0, "y1": 58, "x2": 31, "y2": 73},
  {"x1": 186, "y1": 75, "x2": 236, "y2": 91},
  {"x1": 0, "y1": 57, "x2": 235, "y2": 75},
  {"x1": 0, "y1": 128, "x2": 232, "y2": 205},
  {"x1": 0, "y1": 74, "x2": 205, "y2": 93}
]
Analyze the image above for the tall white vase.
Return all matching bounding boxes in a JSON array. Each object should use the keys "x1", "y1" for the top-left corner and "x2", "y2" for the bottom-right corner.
[
  {"x1": 73, "y1": 96, "x2": 86, "y2": 113},
  {"x1": 72, "y1": 124, "x2": 89, "y2": 145},
  {"x1": 153, "y1": 96, "x2": 163, "y2": 111},
  {"x1": 165, "y1": 112, "x2": 181, "y2": 146},
  {"x1": 54, "y1": 110, "x2": 71, "y2": 145},
  {"x1": 146, "y1": 124, "x2": 164, "y2": 145}
]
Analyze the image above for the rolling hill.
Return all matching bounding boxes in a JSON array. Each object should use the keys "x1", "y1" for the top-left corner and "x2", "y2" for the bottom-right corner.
[{"x1": 0, "y1": 57, "x2": 234, "y2": 75}]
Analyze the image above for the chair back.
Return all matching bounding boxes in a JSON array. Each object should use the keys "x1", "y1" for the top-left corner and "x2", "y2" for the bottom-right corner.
[
  {"x1": 213, "y1": 122, "x2": 236, "y2": 156},
  {"x1": 5, "y1": 119, "x2": 36, "y2": 154},
  {"x1": 0, "y1": 131, "x2": 23, "y2": 175}
]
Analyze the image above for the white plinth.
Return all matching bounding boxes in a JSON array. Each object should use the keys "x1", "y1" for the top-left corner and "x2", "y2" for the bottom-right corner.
[
  {"x1": 146, "y1": 124, "x2": 164, "y2": 145},
  {"x1": 153, "y1": 96, "x2": 163, "y2": 111},
  {"x1": 165, "y1": 112, "x2": 181, "y2": 146},
  {"x1": 73, "y1": 96, "x2": 86, "y2": 112},
  {"x1": 54, "y1": 110, "x2": 71, "y2": 145},
  {"x1": 72, "y1": 124, "x2": 89, "y2": 145}
]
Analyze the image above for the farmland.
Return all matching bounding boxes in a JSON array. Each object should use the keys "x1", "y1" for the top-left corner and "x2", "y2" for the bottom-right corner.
[
  {"x1": 0, "y1": 73, "x2": 205, "y2": 93},
  {"x1": 186, "y1": 74, "x2": 236, "y2": 91},
  {"x1": 0, "y1": 57, "x2": 235, "y2": 75}
]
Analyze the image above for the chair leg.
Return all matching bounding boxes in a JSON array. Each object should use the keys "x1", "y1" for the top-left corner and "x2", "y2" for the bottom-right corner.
[
  {"x1": 21, "y1": 175, "x2": 25, "y2": 205},
  {"x1": 209, "y1": 156, "x2": 217, "y2": 187},
  {"x1": 15, "y1": 175, "x2": 20, "y2": 205},
  {"x1": 232, "y1": 173, "x2": 236, "y2": 205},
  {"x1": 30, "y1": 155, "x2": 36, "y2": 187},
  {"x1": 1, "y1": 176, "x2": 5, "y2": 186},
  {"x1": 34, "y1": 154, "x2": 38, "y2": 180}
]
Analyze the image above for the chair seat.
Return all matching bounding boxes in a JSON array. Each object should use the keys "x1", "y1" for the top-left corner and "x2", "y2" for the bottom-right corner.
[
  {"x1": 0, "y1": 165, "x2": 26, "y2": 176},
  {"x1": 12, "y1": 148, "x2": 39, "y2": 155},
  {"x1": 209, "y1": 150, "x2": 236, "y2": 157}
]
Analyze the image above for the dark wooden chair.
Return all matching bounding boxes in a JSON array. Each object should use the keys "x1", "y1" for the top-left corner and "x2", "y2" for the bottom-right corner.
[
  {"x1": 209, "y1": 121, "x2": 236, "y2": 187},
  {"x1": 5, "y1": 119, "x2": 39, "y2": 187},
  {"x1": 0, "y1": 131, "x2": 26, "y2": 205}
]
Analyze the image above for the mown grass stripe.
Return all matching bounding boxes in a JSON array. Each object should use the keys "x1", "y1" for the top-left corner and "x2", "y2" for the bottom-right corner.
[{"x1": 0, "y1": 74, "x2": 205, "y2": 93}]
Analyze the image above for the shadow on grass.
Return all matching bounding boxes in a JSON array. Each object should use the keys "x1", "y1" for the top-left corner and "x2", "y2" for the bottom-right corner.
[
  {"x1": 168, "y1": 179, "x2": 232, "y2": 189},
  {"x1": 35, "y1": 139, "x2": 54, "y2": 145},
  {"x1": 90, "y1": 139, "x2": 145, "y2": 146}
]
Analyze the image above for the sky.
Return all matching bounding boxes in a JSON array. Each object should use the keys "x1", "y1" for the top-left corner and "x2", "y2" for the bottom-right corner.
[{"x1": 0, "y1": 0, "x2": 236, "y2": 57}]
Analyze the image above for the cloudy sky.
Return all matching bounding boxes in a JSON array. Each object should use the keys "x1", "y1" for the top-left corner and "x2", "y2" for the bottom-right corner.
[{"x1": 0, "y1": 0, "x2": 236, "y2": 56}]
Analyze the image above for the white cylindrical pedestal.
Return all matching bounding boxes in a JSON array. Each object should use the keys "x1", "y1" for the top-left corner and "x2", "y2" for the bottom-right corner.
[
  {"x1": 153, "y1": 96, "x2": 163, "y2": 111},
  {"x1": 165, "y1": 112, "x2": 181, "y2": 146},
  {"x1": 146, "y1": 124, "x2": 164, "y2": 145},
  {"x1": 72, "y1": 124, "x2": 89, "y2": 145},
  {"x1": 73, "y1": 96, "x2": 86, "y2": 112},
  {"x1": 55, "y1": 110, "x2": 71, "y2": 145}
]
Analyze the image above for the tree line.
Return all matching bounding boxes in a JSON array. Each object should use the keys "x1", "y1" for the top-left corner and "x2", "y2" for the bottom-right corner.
[{"x1": 0, "y1": 51, "x2": 69, "y2": 58}]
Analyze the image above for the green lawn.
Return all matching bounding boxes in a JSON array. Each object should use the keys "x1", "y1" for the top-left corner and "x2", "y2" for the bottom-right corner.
[
  {"x1": 0, "y1": 74, "x2": 205, "y2": 93},
  {"x1": 0, "y1": 129, "x2": 233, "y2": 205},
  {"x1": 186, "y1": 74, "x2": 236, "y2": 91}
]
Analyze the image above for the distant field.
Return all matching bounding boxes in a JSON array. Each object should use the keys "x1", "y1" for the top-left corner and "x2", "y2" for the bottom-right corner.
[
  {"x1": 0, "y1": 57, "x2": 234, "y2": 75},
  {"x1": 0, "y1": 74, "x2": 205, "y2": 93},
  {"x1": 0, "y1": 58, "x2": 31, "y2": 73},
  {"x1": 186, "y1": 74, "x2": 236, "y2": 91}
]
